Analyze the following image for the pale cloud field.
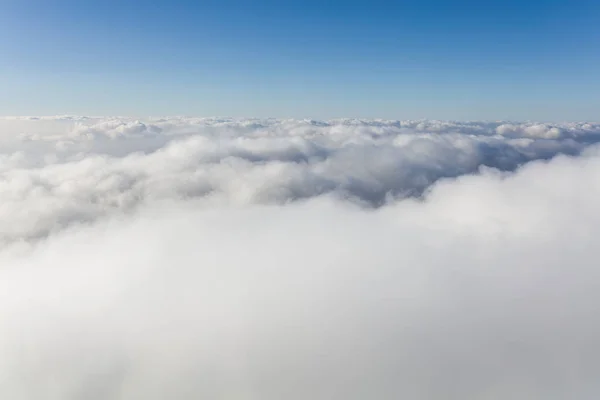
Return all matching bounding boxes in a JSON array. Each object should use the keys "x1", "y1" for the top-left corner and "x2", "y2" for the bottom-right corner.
[{"x1": 1, "y1": 117, "x2": 600, "y2": 399}]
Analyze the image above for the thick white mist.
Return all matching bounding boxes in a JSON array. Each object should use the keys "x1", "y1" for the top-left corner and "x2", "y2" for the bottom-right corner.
[{"x1": 1, "y1": 118, "x2": 600, "y2": 399}]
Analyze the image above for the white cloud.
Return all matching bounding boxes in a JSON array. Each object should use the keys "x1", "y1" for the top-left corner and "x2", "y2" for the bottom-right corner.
[
  {"x1": 0, "y1": 117, "x2": 598, "y2": 245},
  {"x1": 1, "y1": 117, "x2": 600, "y2": 399}
]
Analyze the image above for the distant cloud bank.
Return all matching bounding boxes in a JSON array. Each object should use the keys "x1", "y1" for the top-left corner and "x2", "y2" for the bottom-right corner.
[
  {"x1": 1, "y1": 117, "x2": 600, "y2": 399},
  {"x1": 1, "y1": 117, "x2": 599, "y2": 245}
]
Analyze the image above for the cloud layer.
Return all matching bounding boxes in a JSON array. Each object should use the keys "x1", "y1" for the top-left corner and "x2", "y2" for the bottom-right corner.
[
  {"x1": 1, "y1": 117, "x2": 599, "y2": 245},
  {"x1": 1, "y1": 117, "x2": 600, "y2": 399}
]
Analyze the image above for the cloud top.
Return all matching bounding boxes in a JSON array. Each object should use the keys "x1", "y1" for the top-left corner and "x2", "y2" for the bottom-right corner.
[
  {"x1": 0, "y1": 117, "x2": 599, "y2": 245},
  {"x1": 1, "y1": 117, "x2": 600, "y2": 399}
]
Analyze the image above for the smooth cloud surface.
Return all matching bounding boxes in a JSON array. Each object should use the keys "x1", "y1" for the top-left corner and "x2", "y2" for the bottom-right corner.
[{"x1": 1, "y1": 117, "x2": 600, "y2": 399}]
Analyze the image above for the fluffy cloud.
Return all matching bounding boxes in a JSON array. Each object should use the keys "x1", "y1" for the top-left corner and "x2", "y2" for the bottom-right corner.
[
  {"x1": 0, "y1": 117, "x2": 598, "y2": 245},
  {"x1": 1, "y1": 117, "x2": 600, "y2": 399}
]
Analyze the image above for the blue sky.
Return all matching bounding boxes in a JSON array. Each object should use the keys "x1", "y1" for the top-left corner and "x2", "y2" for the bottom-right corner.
[{"x1": 1, "y1": 0, "x2": 599, "y2": 120}]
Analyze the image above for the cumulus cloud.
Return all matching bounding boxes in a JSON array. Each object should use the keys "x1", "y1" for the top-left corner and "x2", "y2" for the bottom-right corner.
[
  {"x1": 1, "y1": 117, "x2": 600, "y2": 399},
  {"x1": 0, "y1": 117, "x2": 599, "y2": 244}
]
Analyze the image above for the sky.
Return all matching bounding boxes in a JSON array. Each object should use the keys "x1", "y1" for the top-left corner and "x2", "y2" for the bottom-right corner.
[
  {"x1": 2, "y1": 3, "x2": 600, "y2": 396},
  {"x1": 1, "y1": 0, "x2": 599, "y2": 120}
]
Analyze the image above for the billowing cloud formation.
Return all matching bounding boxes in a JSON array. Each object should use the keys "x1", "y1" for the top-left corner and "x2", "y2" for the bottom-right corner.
[
  {"x1": 1, "y1": 117, "x2": 599, "y2": 245},
  {"x1": 1, "y1": 117, "x2": 600, "y2": 399}
]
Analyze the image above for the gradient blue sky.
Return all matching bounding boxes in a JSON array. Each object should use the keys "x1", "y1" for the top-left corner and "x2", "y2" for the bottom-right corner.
[{"x1": 1, "y1": 0, "x2": 599, "y2": 120}]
